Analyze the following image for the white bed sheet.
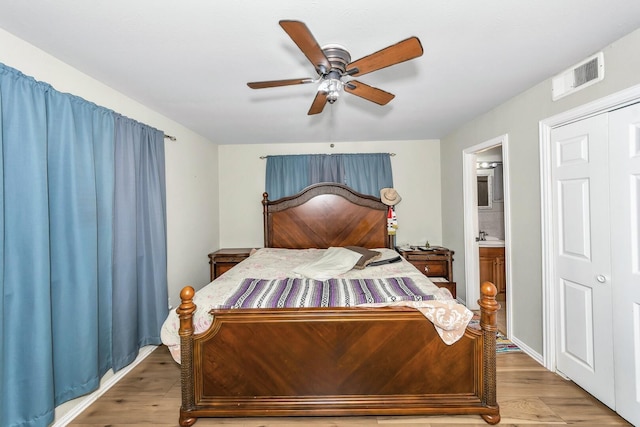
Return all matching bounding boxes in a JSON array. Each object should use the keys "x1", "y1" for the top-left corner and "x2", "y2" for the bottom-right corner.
[{"x1": 161, "y1": 248, "x2": 470, "y2": 362}]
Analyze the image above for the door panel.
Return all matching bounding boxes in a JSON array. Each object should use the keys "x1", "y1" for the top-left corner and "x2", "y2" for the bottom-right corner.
[
  {"x1": 609, "y1": 103, "x2": 640, "y2": 426},
  {"x1": 551, "y1": 114, "x2": 615, "y2": 408},
  {"x1": 560, "y1": 279, "x2": 594, "y2": 368},
  {"x1": 558, "y1": 179, "x2": 591, "y2": 259}
]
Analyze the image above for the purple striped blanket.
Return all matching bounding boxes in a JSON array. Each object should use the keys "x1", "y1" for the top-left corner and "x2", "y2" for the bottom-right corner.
[{"x1": 219, "y1": 277, "x2": 434, "y2": 309}]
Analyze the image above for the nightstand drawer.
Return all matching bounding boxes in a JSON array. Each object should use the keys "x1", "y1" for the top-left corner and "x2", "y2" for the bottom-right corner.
[
  {"x1": 396, "y1": 246, "x2": 455, "y2": 284},
  {"x1": 404, "y1": 253, "x2": 449, "y2": 262},
  {"x1": 411, "y1": 260, "x2": 447, "y2": 277}
]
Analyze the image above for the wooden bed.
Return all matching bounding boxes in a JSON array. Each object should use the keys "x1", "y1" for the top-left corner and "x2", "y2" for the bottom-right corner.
[{"x1": 176, "y1": 183, "x2": 500, "y2": 426}]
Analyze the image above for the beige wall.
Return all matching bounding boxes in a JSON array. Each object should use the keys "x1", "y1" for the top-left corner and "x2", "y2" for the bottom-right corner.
[
  {"x1": 441, "y1": 27, "x2": 640, "y2": 354},
  {"x1": 218, "y1": 139, "x2": 442, "y2": 250},
  {"x1": 0, "y1": 28, "x2": 219, "y2": 310}
]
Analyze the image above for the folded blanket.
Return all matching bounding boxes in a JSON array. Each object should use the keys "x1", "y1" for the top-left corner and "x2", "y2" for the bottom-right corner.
[
  {"x1": 359, "y1": 300, "x2": 474, "y2": 345},
  {"x1": 219, "y1": 277, "x2": 434, "y2": 309},
  {"x1": 218, "y1": 277, "x2": 472, "y2": 344}
]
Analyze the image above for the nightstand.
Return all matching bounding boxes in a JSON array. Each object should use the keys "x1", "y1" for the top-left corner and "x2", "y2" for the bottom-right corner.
[
  {"x1": 396, "y1": 246, "x2": 456, "y2": 298},
  {"x1": 208, "y1": 248, "x2": 253, "y2": 281}
]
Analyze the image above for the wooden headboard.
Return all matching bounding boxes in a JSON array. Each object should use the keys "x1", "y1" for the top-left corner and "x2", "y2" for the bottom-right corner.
[{"x1": 262, "y1": 183, "x2": 394, "y2": 249}]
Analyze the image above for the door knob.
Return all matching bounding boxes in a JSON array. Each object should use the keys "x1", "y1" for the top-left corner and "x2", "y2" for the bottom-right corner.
[{"x1": 596, "y1": 275, "x2": 606, "y2": 283}]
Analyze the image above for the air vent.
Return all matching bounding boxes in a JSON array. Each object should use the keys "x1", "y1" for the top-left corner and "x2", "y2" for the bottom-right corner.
[{"x1": 552, "y1": 52, "x2": 604, "y2": 100}]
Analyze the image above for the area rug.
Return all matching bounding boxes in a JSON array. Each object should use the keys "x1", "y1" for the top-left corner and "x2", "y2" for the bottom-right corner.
[{"x1": 468, "y1": 318, "x2": 521, "y2": 353}]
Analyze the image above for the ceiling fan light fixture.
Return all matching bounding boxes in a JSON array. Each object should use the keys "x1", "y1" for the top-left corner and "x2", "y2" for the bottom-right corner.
[{"x1": 318, "y1": 78, "x2": 342, "y2": 104}]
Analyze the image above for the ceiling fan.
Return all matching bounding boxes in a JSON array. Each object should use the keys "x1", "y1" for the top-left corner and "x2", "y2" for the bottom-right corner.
[{"x1": 247, "y1": 20, "x2": 424, "y2": 115}]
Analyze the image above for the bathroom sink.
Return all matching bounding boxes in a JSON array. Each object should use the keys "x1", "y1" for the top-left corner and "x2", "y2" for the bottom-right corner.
[{"x1": 478, "y1": 239, "x2": 505, "y2": 247}]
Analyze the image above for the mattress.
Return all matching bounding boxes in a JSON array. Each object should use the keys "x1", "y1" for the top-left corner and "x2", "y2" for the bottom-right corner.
[{"x1": 161, "y1": 247, "x2": 472, "y2": 362}]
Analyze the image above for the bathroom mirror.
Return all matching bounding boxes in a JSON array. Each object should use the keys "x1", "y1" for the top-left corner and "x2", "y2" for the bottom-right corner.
[{"x1": 477, "y1": 170, "x2": 493, "y2": 209}]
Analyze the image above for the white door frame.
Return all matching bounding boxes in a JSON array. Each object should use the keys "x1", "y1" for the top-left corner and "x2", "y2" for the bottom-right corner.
[
  {"x1": 539, "y1": 83, "x2": 640, "y2": 371},
  {"x1": 462, "y1": 134, "x2": 512, "y2": 335}
]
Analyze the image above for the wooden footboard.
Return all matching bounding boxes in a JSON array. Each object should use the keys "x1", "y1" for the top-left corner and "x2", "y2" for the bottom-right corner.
[{"x1": 177, "y1": 282, "x2": 501, "y2": 426}]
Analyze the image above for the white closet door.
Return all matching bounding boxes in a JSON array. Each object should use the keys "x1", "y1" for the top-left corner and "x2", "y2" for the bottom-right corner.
[
  {"x1": 609, "y1": 103, "x2": 640, "y2": 426},
  {"x1": 551, "y1": 114, "x2": 615, "y2": 408}
]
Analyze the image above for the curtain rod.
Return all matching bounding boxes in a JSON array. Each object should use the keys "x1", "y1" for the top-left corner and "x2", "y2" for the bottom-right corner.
[
  {"x1": 164, "y1": 134, "x2": 177, "y2": 141},
  {"x1": 259, "y1": 153, "x2": 396, "y2": 159}
]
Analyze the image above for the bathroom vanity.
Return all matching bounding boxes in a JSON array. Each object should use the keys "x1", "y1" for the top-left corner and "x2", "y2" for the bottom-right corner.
[{"x1": 479, "y1": 244, "x2": 505, "y2": 299}]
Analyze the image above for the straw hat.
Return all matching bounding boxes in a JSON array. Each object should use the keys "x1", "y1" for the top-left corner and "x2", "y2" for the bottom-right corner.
[{"x1": 380, "y1": 188, "x2": 402, "y2": 206}]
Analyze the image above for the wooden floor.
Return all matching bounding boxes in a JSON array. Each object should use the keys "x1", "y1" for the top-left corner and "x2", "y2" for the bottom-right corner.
[{"x1": 69, "y1": 346, "x2": 631, "y2": 427}]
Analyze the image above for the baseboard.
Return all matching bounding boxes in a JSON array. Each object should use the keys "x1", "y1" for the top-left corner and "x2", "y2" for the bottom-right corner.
[
  {"x1": 511, "y1": 336, "x2": 543, "y2": 366},
  {"x1": 52, "y1": 345, "x2": 158, "y2": 426}
]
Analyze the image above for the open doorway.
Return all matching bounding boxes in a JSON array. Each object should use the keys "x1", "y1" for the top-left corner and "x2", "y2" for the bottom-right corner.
[{"x1": 462, "y1": 135, "x2": 511, "y2": 336}]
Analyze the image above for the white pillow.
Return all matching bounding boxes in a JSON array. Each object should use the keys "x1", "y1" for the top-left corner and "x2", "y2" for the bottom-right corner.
[{"x1": 292, "y1": 247, "x2": 362, "y2": 281}]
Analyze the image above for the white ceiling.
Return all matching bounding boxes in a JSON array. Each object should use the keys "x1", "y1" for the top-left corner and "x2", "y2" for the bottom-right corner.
[{"x1": 2, "y1": 1, "x2": 640, "y2": 145}]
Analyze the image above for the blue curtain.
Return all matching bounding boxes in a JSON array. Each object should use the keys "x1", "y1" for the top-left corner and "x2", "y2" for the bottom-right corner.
[
  {"x1": 309, "y1": 154, "x2": 345, "y2": 185},
  {"x1": 343, "y1": 153, "x2": 393, "y2": 196},
  {"x1": 112, "y1": 115, "x2": 167, "y2": 371},
  {"x1": 0, "y1": 63, "x2": 167, "y2": 427},
  {"x1": 46, "y1": 87, "x2": 116, "y2": 407},
  {"x1": 265, "y1": 153, "x2": 393, "y2": 200},
  {"x1": 265, "y1": 154, "x2": 310, "y2": 200}
]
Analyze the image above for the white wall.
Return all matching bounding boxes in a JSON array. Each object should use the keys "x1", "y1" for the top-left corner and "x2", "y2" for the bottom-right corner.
[
  {"x1": 0, "y1": 27, "x2": 219, "y2": 312},
  {"x1": 218, "y1": 139, "x2": 442, "y2": 249},
  {"x1": 440, "y1": 27, "x2": 640, "y2": 354}
]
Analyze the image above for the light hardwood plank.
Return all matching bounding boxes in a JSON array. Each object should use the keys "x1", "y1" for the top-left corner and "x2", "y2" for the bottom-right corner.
[{"x1": 69, "y1": 347, "x2": 632, "y2": 426}]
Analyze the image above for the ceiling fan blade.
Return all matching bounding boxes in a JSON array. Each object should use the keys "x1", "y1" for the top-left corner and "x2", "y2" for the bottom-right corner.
[
  {"x1": 308, "y1": 91, "x2": 328, "y2": 115},
  {"x1": 247, "y1": 78, "x2": 314, "y2": 89},
  {"x1": 346, "y1": 37, "x2": 423, "y2": 77},
  {"x1": 279, "y1": 20, "x2": 331, "y2": 75},
  {"x1": 344, "y1": 80, "x2": 395, "y2": 105}
]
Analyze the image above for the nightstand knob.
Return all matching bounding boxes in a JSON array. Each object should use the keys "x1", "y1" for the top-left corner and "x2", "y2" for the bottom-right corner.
[{"x1": 424, "y1": 266, "x2": 430, "y2": 273}]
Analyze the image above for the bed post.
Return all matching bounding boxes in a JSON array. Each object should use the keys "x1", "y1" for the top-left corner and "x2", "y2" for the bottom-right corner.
[
  {"x1": 479, "y1": 281, "x2": 501, "y2": 425},
  {"x1": 177, "y1": 286, "x2": 197, "y2": 427},
  {"x1": 262, "y1": 192, "x2": 269, "y2": 248},
  {"x1": 386, "y1": 234, "x2": 396, "y2": 249}
]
